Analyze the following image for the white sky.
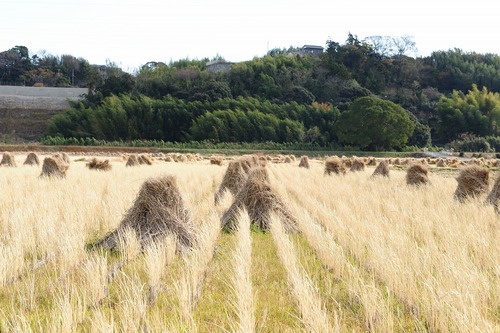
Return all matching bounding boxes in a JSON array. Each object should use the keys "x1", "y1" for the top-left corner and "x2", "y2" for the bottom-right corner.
[{"x1": 1, "y1": 0, "x2": 499, "y2": 73}]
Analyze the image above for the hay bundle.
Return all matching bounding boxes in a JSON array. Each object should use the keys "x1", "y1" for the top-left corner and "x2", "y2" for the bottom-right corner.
[
  {"x1": 53, "y1": 152, "x2": 70, "y2": 164},
  {"x1": 222, "y1": 168, "x2": 297, "y2": 232},
  {"x1": 393, "y1": 158, "x2": 401, "y2": 166},
  {"x1": 126, "y1": 154, "x2": 140, "y2": 167},
  {"x1": 298, "y1": 156, "x2": 310, "y2": 169},
  {"x1": 258, "y1": 155, "x2": 268, "y2": 167},
  {"x1": 138, "y1": 154, "x2": 153, "y2": 165},
  {"x1": 350, "y1": 158, "x2": 365, "y2": 172},
  {"x1": 40, "y1": 156, "x2": 69, "y2": 178},
  {"x1": 215, "y1": 160, "x2": 250, "y2": 203},
  {"x1": 210, "y1": 155, "x2": 224, "y2": 166},
  {"x1": 454, "y1": 166, "x2": 489, "y2": 202},
  {"x1": 436, "y1": 159, "x2": 448, "y2": 167},
  {"x1": 324, "y1": 157, "x2": 346, "y2": 175},
  {"x1": 0, "y1": 153, "x2": 17, "y2": 167},
  {"x1": 486, "y1": 175, "x2": 500, "y2": 213},
  {"x1": 98, "y1": 175, "x2": 195, "y2": 250},
  {"x1": 406, "y1": 163, "x2": 430, "y2": 186},
  {"x1": 23, "y1": 152, "x2": 40, "y2": 166},
  {"x1": 86, "y1": 157, "x2": 112, "y2": 171},
  {"x1": 284, "y1": 156, "x2": 292, "y2": 163},
  {"x1": 164, "y1": 156, "x2": 174, "y2": 162},
  {"x1": 367, "y1": 157, "x2": 377, "y2": 166},
  {"x1": 371, "y1": 160, "x2": 390, "y2": 178}
]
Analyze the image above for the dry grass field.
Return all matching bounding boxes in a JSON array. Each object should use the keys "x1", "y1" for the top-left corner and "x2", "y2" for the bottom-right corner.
[{"x1": 0, "y1": 153, "x2": 498, "y2": 332}]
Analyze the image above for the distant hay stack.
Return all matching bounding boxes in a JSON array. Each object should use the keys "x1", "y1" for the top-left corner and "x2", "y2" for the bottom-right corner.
[
  {"x1": 284, "y1": 156, "x2": 292, "y2": 163},
  {"x1": 436, "y1": 159, "x2": 448, "y2": 167},
  {"x1": 53, "y1": 152, "x2": 70, "y2": 164},
  {"x1": 210, "y1": 155, "x2": 224, "y2": 166},
  {"x1": 298, "y1": 156, "x2": 310, "y2": 169},
  {"x1": 454, "y1": 166, "x2": 489, "y2": 202},
  {"x1": 486, "y1": 175, "x2": 500, "y2": 213},
  {"x1": 222, "y1": 167, "x2": 297, "y2": 233},
  {"x1": 0, "y1": 153, "x2": 17, "y2": 167},
  {"x1": 164, "y1": 156, "x2": 174, "y2": 162},
  {"x1": 138, "y1": 154, "x2": 153, "y2": 165},
  {"x1": 406, "y1": 163, "x2": 430, "y2": 186},
  {"x1": 324, "y1": 157, "x2": 346, "y2": 175},
  {"x1": 23, "y1": 152, "x2": 40, "y2": 166},
  {"x1": 371, "y1": 160, "x2": 390, "y2": 178},
  {"x1": 367, "y1": 157, "x2": 377, "y2": 166},
  {"x1": 40, "y1": 156, "x2": 69, "y2": 178},
  {"x1": 86, "y1": 157, "x2": 112, "y2": 171},
  {"x1": 350, "y1": 158, "x2": 366, "y2": 172},
  {"x1": 126, "y1": 154, "x2": 140, "y2": 167},
  {"x1": 98, "y1": 175, "x2": 195, "y2": 251},
  {"x1": 215, "y1": 160, "x2": 250, "y2": 204}
]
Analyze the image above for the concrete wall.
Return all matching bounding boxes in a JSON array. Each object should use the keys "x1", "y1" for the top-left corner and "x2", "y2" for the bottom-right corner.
[{"x1": 0, "y1": 86, "x2": 87, "y2": 141}]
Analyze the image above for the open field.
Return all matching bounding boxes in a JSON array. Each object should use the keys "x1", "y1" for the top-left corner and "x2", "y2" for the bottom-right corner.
[{"x1": 0, "y1": 153, "x2": 498, "y2": 332}]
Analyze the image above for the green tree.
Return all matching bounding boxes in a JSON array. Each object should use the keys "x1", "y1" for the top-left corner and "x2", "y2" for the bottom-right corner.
[
  {"x1": 435, "y1": 84, "x2": 500, "y2": 143},
  {"x1": 335, "y1": 96, "x2": 415, "y2": 150}
]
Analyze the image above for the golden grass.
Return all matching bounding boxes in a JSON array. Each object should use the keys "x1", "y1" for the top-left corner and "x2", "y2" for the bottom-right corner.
[{"x1": 0, "y1": 156, "x2": 498, "y2": 332}]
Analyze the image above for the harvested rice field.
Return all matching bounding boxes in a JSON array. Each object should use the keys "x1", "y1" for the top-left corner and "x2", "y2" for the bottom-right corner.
[{"x1": 0, "y1": 152, "x2": 498, "y2": 332}]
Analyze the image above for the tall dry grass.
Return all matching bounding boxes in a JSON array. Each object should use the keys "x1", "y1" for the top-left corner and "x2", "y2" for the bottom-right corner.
[
  {"x1": 270, "y1": 214, "x2": 339, "y2": 333},
  {"x1": 0, "y1": 155, "x2": 498, "y2": 332},
  {"x1": 271, "y1": 162, "x2": 499, "y2": 333},
  {"x1": 230, "y1": 210, "x2": 255, "y2": 333}
]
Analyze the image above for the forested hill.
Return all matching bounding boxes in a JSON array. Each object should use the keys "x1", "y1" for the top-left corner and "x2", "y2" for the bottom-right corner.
[{"x1": 3, "y1": 34, "x2": 500, "y2": 150}]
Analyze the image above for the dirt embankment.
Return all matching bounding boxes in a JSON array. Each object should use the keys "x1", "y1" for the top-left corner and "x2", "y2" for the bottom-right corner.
[{"x1": 0, "y1": 86, "x2": 87, "y2": 141}]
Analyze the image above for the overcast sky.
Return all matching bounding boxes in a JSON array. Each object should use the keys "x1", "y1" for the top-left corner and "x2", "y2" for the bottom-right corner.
[{"x1": 1, "y1": 0, "x2": 499, "y2": 72}]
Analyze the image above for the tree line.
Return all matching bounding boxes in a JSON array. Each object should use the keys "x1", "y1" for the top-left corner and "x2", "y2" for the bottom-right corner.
[{"x1": 3, "y1": 34, "x2": 500, "y2": 150}]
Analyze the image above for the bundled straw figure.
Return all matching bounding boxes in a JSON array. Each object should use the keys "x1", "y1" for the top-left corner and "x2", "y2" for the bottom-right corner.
[
  {"x1": 298, "y1": 156, "x2": 310, "y2": 169},
  {"x1": 350, "y1": 158, "x2": 365, "y2": 172},
  {"x1": 138, "y1": 154, "x2": 153, "y2": 165},
  {"x1": 40, "y1": 155, "x2": 69, "y2": 178},
  {"x1": 406, "y1": 163, "x2": 430, "y2": 186},
  {"x1": 324, "y1": 157, "x2": 346, "y2": 175},
  {"x1": 53, "y1": 152, "x2": 71, "y2": 164},
  {"x1": 214, "y1": 156, "x2": 261, "y2": 203},
  {"x1": 23, "y1": 152, "x2": 40, "y2": 166},
  {"x1": 454, "y1": 165, "x2": 489, "y2": 202},
  {"x1": 486, "y1": 175, "x2": 500, "y2": 213},
  {"x1": 371, "y1": 160, "x2": 390, "y2": 178},
  {"x1": 86, "y1": 157, "x2": 112, "y2": 171},
  {"x1": 222, "y1": 167, "x2": 298, "y2": 233},
  {"x1": 0, "y1": 152, "x2": 17, "y2": 167},
  {"x1": 98, "y1": 175, "x2": 196, "y2": 251},
  {"x1": 126, "y1": 154, "x2": 140, "y2": 167}
]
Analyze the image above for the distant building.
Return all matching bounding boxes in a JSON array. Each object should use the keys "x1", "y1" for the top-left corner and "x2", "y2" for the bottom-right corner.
[
  {"x1": 289, "y1": 45, "x2": 324, "y2": 57},
  {"x1": 301, "y1": 45, "x2": 324, "y2": 56},
  {"x1": 205, "y1": 60, "x2": 234, "y2": 73}
]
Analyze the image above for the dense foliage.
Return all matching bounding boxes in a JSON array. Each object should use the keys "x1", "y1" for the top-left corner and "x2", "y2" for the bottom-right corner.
[
  {"x1": 3, "y1": 34, "x2": 500, "y2": 150},
  {"x1": 335, "y1": 96, "x2": 416, "y2": 150}
]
